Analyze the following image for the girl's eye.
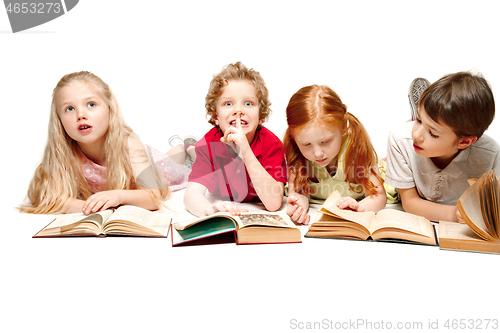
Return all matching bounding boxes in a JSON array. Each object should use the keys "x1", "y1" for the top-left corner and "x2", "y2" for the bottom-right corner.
[
  {"x1": 224, "y1": 101, "x2": 232, "y2": 106},
  {"x1": 87, "y1": 102, "x2": 96, "y2": 108},
  {"x1": 65, "y1": 106, "x2": 75, "y2": 112},
  {"x1": 321, "y1": 140, "x2": 330, "y2": 144},
  {"x1": 245, "y1": 102, "x2": 253, "y2": 106},
  {"x1": 429, "y1": 130, "x2": 438, "y2": 138}
]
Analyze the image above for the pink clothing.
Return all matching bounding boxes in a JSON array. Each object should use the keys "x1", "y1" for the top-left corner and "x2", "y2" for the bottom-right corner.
[
  {"x1": 81, "y1": 145, "x2": 190, "y2": 193},
  {"x1": 147, "y1": 145, "x2": 190, "y2": 191},
  {"x1": 81, "y1": 155, "x2": 108, "y2": 193}
]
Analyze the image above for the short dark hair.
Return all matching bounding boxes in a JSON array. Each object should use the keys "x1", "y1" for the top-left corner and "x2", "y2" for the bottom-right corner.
[{"x1": 419, "y1": 71, "x2": 495, "y2": 138}]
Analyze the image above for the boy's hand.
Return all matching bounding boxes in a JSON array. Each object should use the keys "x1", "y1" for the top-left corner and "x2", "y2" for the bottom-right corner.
[
  {"x1": 455, "y1": 207, "x2": 465, "y2": 223},
  {"x1": 82, "y1": 190, "x2": 122, "y2": 215},
  {"x1": 205, "y1": 201, "x2": 249, "y2": 216},
  {"x1": 336, "y1": 196, "x2": 365, "y2": 212},
  {"x1": 220, "y1": 112, "x2": 251, "y2": 156}
]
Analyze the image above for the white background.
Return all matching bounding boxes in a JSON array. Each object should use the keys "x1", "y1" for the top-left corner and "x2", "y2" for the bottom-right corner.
[{"x1": 1, "y1": 1, "x2": 500, "y2": 332}]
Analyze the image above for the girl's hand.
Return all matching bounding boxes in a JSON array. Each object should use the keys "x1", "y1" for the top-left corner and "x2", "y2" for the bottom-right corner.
[
  {"x1": 82, "y1": 190, "x2": 123, "y2": 215},
  {"x1": 336, "y1": 196, "x2": 365, "y2": 212},
  {"x1": 220, "y1": 112, "x2": 251, "y2": 156},
  {"x1": 205, "y1": 201, "x2": 249, "y2": 216},
  {"x1": 286, "y1": 194, "x2": 310, "y2": 225},
  {"x1": 286, "y1": 177, "x2": 310, "y2": 225}
]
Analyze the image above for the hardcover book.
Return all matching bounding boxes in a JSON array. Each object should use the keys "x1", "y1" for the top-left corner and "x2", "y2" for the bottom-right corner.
[
  {"x1": 171, "y1": 212, "x2": 301, "y2": 246},
  {"x1": 33, "y1": 205, "x2": 171, "y2": 238},
  {"x1": 305, "y1": 191, "x2": 437, "y2": 246}
]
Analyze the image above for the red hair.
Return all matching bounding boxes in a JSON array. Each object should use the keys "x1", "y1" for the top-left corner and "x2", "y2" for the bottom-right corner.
[{"x1": 284, "y1": 85, "x2": 382, "y2": 197}]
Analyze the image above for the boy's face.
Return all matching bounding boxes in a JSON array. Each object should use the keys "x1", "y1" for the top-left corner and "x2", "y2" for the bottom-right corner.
[
  {"x1": 412, "y1": 106, "x2": 462, "y2": 166},
  {"x1": 215, "y1": 79, "x2": 262, "y2": 144}
]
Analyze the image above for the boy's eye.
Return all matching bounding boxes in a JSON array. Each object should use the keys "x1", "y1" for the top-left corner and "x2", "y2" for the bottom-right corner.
[
  {"x1": 87, "y1": 102, "x2": 96, "y2": 108},
  {"x1": 65, "y1": 106, "x2": 75, "y2": 112},
  {"x1": 321, "y1": 140, "x2": 330, "y2": 144}
]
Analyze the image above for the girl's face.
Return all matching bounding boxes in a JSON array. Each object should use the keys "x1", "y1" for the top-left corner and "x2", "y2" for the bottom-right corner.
[
  {"x1": 56, "y1": 81, "x2": 110, "y2": 153},
  {"x1": 215, "y1": 79, "x2": 262, "y2": 143},
  {"x1": 294, "y1": 122, "x2": 344, "y2": 172}
]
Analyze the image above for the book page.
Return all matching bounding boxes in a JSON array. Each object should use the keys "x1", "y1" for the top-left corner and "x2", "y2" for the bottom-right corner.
[
  {"x1": 439, "y1": 220, "x2": 500, "y2": 254},
  {"x1": 312, "y1": 212, "x2": 371, "y2": 238},
  {"x1": 493, "y1": 171, "x2": 500, "y2": 238},
  {"x1": 372, "y1": 209, "x2": 434, "y2": 237},
  {"x1": 34, "y1": 210, "x2": 114, "y2": 237},
  {"x1": 439, "y1": 221, "x2": 482, "y2": 241},
  {"x1": 105, "y1": 206, "x2": 171, "y2": 236},
  {"x1": 320, "y1": 191, "x2": 376, "y2": 233},
  {"x1": 173, "y1": 212, "x2": 237, "y2": 230},
  {"x1": 479, "y1": 172, "x2": 496, "y2": 237},
  {"x1": 238, "y1": 212, "x2": 296, "y2": 229},
  {"x1": 53, "y1": 210, "x2": 113, "y2": 229},
  {"x1": 458, "y1": 172, "x2": 496, "y2": 241},
  {"x1": 485, "y1": 170, "x2": 499, "y2": 238}
]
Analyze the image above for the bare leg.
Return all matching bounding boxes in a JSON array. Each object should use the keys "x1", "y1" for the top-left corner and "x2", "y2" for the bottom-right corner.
[
  {"x1": 167, "y1": 135, "x2": 186, "y2": 165},
  {"x1": 166, "y1": 144, "x2": 186, "y2": 165},
  {"x1": 186, "y1": 146, "x2": 196, "y2": 162},
  {"x1": 184, "y1": 135, "x2": 198, "y2": 162}
]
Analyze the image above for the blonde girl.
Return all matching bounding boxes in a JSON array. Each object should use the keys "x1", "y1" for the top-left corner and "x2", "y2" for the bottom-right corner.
[
  {"x1": 21, "y1": 71, "x2": 187, "y2": 214},
  {"x1": 283, "y1": 85, "x2": 387, "y2": 224}
]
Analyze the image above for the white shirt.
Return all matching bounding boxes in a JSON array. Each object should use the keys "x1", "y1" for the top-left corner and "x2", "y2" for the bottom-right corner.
[{"x1": 385, "y1": 121, "x2": 500, "y2": 205}]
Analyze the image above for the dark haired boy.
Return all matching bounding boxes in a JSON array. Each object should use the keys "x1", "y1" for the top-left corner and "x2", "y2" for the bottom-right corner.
[{"x1": 386, "y1": 72, "x2": 500, "y2": 222}]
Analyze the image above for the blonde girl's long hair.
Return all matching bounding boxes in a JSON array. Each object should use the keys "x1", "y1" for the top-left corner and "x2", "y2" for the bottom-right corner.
[
  {"x1": 283, "y1": 85, "x2": 382, "y2": 197},
  {"x1": 20, "y1": 71, "x2": 169, "y2": 214}
]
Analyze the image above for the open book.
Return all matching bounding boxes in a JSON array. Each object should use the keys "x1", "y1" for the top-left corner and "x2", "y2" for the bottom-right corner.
[
  {"x1": 305, "y1": 191, "x2": 437, "y2": 246},
  {"x1": 171, "y1": 212, "x2": 301, "y2": 246},
  {"x1": 439, "y1": 170, "x2": 500, "y2": 254},
  {"x1": 33, "y1": 205, "x2": 171, "y2": 238}
]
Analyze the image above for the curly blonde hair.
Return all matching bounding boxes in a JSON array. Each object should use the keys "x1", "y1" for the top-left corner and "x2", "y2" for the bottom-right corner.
[
  {"x1": 20, "y1": 71, "x2": 169, "y2": 214},
  {"x1": 205, "y1": 62, "x2": 271, "y2": 128}
]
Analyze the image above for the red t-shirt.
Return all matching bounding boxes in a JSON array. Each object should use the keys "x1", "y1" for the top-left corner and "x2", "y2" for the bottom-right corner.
[{"x1": 189, "y1": 127, "x2": 287, "y2": 202}]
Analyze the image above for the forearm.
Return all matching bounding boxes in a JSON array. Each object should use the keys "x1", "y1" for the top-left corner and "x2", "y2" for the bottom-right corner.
[
  {"x1": 242, "y1": 152, "x2": 284, "y2": 211},
  {"x1": 184, "y1": 182, "x2": 212, "y2": 217},
  {"x1": 62, "y1": 197, "x2": 86, "y2": 214},
  {"x1": 118, "y1": 189, "x2": 161, "y2": 211},
  {"x1": 184, "y1": 195, "x2": 212, "y2": 217},
  {"x1": 358, "y1": 186, "x2": 386, "y2": 213},
  {"x1": 399, "y1": 187, "x2": 457, "y2": 222}
]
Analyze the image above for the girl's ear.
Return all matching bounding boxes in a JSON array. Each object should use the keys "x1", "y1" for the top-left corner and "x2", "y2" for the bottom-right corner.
[{"x1": 457, "y1": 136, "x2": 477, "y2": 149}]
